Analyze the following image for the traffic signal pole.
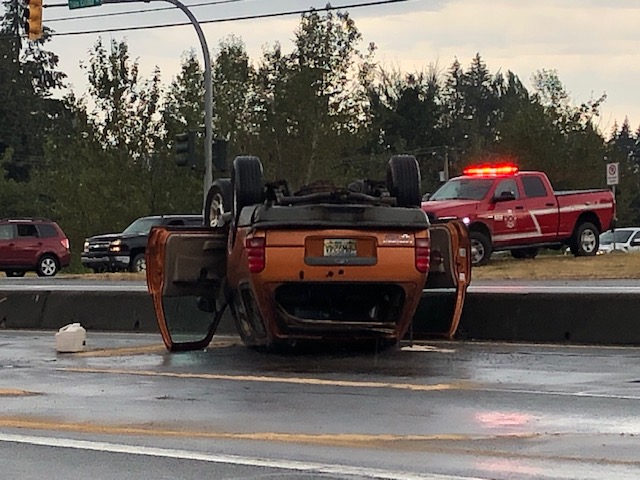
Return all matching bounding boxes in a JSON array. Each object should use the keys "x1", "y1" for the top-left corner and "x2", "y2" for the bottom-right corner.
[{"x1": 100, "y1": 0, "x2": 213, "y2": 208}]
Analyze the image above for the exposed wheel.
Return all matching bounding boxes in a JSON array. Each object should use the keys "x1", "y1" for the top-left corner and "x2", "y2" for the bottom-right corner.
[
  {"x1": 386, "y1": 155, "x2": 421, "y2": 207},
  {"x1": 510, "y1": 247, "x2": 539, "y2": 260},
  {"x1": 470, "y1": 231, "x2": 492, "y2": 266},
  {"x1": 37, "y1": 255, "x2": 59, "y2": 277},
  {"x1": 129, "y1": 253, "x2": 146, "y2": 273},
  {"x1": 231, "y1": 156, "x2": 263, "y2": 222},
  {"x1": 204, "y1": 178, "x2": 232, "y2": 227},
  {"x1": 571, "y1": 221, "x2": 599, "y2": 256},
  {"x1": 5, "y1": 271, "x2": 26, "y2": 278}
]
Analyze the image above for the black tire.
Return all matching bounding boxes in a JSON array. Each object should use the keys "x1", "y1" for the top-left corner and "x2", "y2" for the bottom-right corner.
[
  {"x1": 129, "y1": 253, "x2": 146, "y2": 273},
  {"x1": 386, "y1": 155, "x2": 421, "y2": 207},
  {"x1": 231, "y1": 156, "x2": 263, "y2": 222},
  {"x1": 571, "y1": 221, "x2": 600, "y2": 256},
  {"x1": 510, "y1": 247, "x2": 539, "y2": 260},
  {"x1": 470, "y1": 231, "x2": 492, "y2": 266},
  {"x1": 204, "y1": 178, "x2": 232, "y2": 227},
  {"x1": 37, "y1": 255, "x2": 59, "y2": 277},
  {"x1": 5, "y1": 271, "x2": 26, "y2": 278}
]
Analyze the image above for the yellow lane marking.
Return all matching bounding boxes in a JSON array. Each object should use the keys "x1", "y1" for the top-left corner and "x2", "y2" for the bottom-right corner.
[
  {"x1": 0, "y1": 416, "x2": 525, "y2": 449},
  {"x1": 3, "y1": 418, "x2": 640, "y2": 466},
  {"x1": 62, "y1": 367, "x2": 468, "y2": 392},
  {"x1": 74, "y1": 345, "x2": 167, "y2": 357},
  {"x1": 73, "y1": 340, "x2": 239, "y2": 357},
  {"x1": 0, "y1": 389, "x2": 39, "y2": 397}
]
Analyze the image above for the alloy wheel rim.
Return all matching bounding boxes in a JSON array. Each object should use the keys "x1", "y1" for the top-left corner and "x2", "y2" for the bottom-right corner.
[{"x1": 42, "y1": 259, "x2": 56, "y2": 276}]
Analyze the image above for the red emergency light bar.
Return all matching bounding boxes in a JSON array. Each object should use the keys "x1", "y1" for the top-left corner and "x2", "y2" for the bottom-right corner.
[{"x1": 463, "y1": 164, "x2": 519, "y2": 176}]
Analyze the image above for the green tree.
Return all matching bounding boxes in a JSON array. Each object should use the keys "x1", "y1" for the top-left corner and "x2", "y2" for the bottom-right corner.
[
  {"x1": 0, "y1": 0, "x2": 67, "y2": 182},
  {"x1": 363, "y1": 64, "x2": 446, "y2": 191},
  {"x1": 212, "y1": 35, "x2": 255, "y2": 161},
  {"x1": 250, "y1": 8, "x2": 374, "y2": 188}
]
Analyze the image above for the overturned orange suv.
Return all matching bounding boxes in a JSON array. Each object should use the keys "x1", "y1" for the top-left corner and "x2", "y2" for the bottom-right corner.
[{"x1": 146, "y1": 155, "x2": 471, "y2": 351}]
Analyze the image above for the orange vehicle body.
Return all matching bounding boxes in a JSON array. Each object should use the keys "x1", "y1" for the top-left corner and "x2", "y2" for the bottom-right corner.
[
  {"x1": 228, "y1": 226, "x2": 429, "y2": 346},
  {"x1": 145, "y1": 154, "x2": 471, "y2": 352}
]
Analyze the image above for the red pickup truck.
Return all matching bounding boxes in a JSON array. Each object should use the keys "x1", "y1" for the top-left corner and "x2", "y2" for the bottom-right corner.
[{"x1": 421, "y1": 164, "x2": 616, "y2": 265}]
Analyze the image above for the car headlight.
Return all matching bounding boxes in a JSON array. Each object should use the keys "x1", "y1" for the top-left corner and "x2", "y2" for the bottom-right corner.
[
  {"x1": 83, "y1": 240, "x2": 89, "y2": 252},
  {"x1": 109, "y1": 239, "x2": 122, "y2": 252}
]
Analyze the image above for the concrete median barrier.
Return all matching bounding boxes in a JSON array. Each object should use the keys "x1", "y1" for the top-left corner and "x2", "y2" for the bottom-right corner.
[
  {"x1": 0, "y1": 291, "x2": 48, "y2": 329},
  {"x1": 452, "y1": 291, "x2": 640, "y2": 345},
  {"x1": 1, "y1": 288, "x2": 639, "y2": 345}
]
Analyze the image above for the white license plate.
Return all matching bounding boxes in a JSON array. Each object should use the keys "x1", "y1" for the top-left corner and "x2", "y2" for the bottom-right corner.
[{"x1": 323, "y1": 239, "x2": 357, "y2": 257}]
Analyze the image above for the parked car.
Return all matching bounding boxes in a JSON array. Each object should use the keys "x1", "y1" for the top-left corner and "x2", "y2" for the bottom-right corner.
[
  {"x1": 421, "y1": 163, "x2": 616, "y2": 265},
  {"x1": 0, "y1": 217, "x2": 71, "y2": 277},
  {"x1": 146, "y1": 155, "x2": 472, "y2": 352},
  {"x1": 597, "y1": 227, "x2": 640, "y2": 254},
  {"x1": 82, "y1": 214, "x2": 203, "y2": 273}
]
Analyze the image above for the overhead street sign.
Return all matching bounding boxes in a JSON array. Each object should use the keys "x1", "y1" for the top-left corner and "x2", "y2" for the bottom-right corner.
[
  {"x1": 607, "y1": 162, "x2": 619, "y2": 186},
  {"x1": 68, "y1": 0, "x2": 102, "y2": 9}
]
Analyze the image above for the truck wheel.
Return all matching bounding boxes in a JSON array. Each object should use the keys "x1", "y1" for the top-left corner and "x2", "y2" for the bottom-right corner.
[
  {"x1": 37, "y1": 255, "x2": 59, "y2": 277},
  {"x1": 129, "y1": 253, "x2": 146, "y2": 273},
  {"x1": 386, "y1": 155, "x2": 421, "y2": 207},
  {"x1": 232, "y1": 156, "x2": 263, "y2": 222},
  {"x1": 511, "y1": 247, "x2": 539, "y2": 259},
  {"x1": 204, "y1": 178, "x2": 232, "y2": 227},
  {"x1": 470, "y1": 231, "x2": 492, "y2": 266},
  {"x1": 571, "y1": 221, "x2": 599, "y2": 256}
]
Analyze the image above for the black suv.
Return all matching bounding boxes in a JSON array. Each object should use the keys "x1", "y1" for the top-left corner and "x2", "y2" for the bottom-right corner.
[{"x1": 81, "y1": 214, "x2": 203, "y2": 273}]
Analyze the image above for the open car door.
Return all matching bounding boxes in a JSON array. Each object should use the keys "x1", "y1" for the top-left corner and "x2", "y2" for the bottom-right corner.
[
  {"x1": 409, "y1": 220, "x2": 471, "y2": 339},
  {"x1": 146, "y1": 225, "x2": 228, "y2": 352}
]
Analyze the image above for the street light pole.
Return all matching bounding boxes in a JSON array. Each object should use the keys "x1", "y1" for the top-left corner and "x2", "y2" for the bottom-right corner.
[{"x1": 103, "y1": 0, "x2": 213, "y2": 208}]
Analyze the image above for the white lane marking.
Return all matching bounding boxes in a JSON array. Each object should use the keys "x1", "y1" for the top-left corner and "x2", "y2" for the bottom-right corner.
[{"x1": 0, "y1": 432, "x2": 481, "y2": 480}]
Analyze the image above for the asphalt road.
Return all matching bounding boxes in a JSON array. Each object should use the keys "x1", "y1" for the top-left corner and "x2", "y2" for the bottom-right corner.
[{"x1": 1, "y1": 331, "x2": 640, "y2": 479}]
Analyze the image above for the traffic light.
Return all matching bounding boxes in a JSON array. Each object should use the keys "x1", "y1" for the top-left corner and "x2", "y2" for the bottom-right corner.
[
  {"x1": 175, "y1": 131, "x2": 196, "y2": 168},
  {"x1": 212, "y1": 138, "x2": 228, "y2": 172},
  {"x1": 23, "y1": 0, "x2": 43, "y2": 41}
]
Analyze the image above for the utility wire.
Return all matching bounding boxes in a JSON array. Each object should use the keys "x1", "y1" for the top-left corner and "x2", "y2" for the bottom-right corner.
[
  {"x1": 49, "y1": 0, "x2": 412, "y2": 37},
  {"x1": 46, "y1": 0, "x2": 251, "y2": 22}
]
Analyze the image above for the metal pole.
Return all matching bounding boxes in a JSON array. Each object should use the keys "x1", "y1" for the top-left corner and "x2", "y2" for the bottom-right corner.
[
  {"x1": 444, "y1": 149, "x2": 450, "y2": 182},
  {"x1": 103, "y1": 0, "x2": 213, "y2": 208},
  {"x1": 612, "y1": 184, "x2": 617, "y2": 251}
]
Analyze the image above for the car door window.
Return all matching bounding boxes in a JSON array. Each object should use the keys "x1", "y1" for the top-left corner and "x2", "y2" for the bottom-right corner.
[
  {"x1": 494, "y1": 179, "x2": 519, "y2": 199},
  {"x1": 0, "y1": 225, "x2": 14, "y2": 240},
  {"x1": 17, "y1": 224, "x2": 38, "y2": 237},
  {"x1": 521, "y1": 175, "x2": 549, "y2": 198}
]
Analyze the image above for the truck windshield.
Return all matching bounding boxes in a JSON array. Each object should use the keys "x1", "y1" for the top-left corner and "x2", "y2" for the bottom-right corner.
[
  {"x1": 430, "y1": 178, "x2": 494, "y2": 201},
  {"x1": 123, "y1": 217, "x2": 161, "y2": 235}
]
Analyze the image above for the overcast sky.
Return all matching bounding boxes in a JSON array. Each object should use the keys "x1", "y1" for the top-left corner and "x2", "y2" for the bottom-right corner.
[{"x1": 22, "y1": 0, "x2": 640, "y2": 136}]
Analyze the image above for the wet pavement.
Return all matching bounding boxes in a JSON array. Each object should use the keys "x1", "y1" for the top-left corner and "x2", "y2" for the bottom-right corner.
[{"x1": 0, "y1": 330, "x2": 640, "y2": 479}]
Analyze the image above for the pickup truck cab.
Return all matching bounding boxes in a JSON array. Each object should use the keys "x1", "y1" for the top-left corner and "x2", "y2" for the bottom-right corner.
[
  {"x1": 146, "y1": 155, "x2": 471, "y2": 352},
  {"x1": 82, "y1": 214, "x2": 203, "y2": 273},
  {"x1": 421, "y1": 164, "x2": 616, "y2": 265}
]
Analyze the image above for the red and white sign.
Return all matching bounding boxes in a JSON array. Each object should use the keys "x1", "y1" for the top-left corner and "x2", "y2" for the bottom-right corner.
[{"x1": 607, "y1": 162, "x2": 619, "y2": 186}]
